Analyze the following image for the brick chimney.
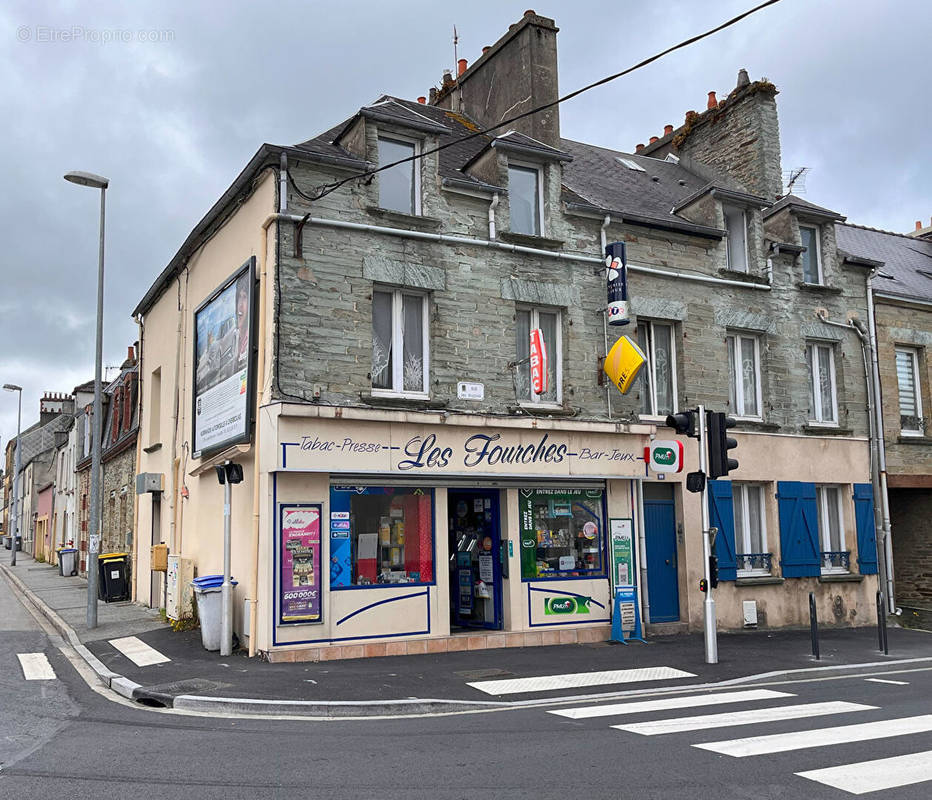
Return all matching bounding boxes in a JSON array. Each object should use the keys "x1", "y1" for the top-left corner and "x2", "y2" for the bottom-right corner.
[
  {"x1": 432, "y1": 10, "x2": 561, "y2": 148},
  {"x1": 642, "y1": 70, "x2": 784, "y2": 201}
]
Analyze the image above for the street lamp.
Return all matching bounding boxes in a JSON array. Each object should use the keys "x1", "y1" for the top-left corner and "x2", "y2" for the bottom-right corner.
[
  {"x1": 65, "y1": 169, "x2": 109, "y2": 629},
  {"x1": 3, "y1": 384, "x2": 22, "y2": 567}
]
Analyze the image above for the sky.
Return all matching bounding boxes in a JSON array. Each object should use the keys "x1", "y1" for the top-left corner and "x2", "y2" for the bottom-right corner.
[{"x1": 0, "y1": 0, "x2": 928, "y2": 450}]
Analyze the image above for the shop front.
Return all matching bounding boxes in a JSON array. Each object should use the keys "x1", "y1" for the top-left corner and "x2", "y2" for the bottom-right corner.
[{"x1": 263, "y1": 406, "x2": 651, "y2": 660}]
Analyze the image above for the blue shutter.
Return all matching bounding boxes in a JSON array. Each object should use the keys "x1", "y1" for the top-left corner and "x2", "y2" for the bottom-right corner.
[
  {"x1": 777, "y1": 482, "x2": 820, "y2": 577},
  {"x1": 853, "y1": 484, "x2": 878, "y2": 575},
  {"x1": 707, "y1": 480, "x2": 737, "y2": 581}
]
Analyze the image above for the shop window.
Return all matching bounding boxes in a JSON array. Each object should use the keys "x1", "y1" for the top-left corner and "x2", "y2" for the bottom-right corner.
[
  {"x1": 518, "y1": 488, "x2": 606, "y2": 580},
  {"x1": 378, "y1": 136, "x2": 419, "y2": 215},
  {"x1": 329, "y1": 487, "x2": 434, "y2": 587},
  {"x1": 515, "y1": 306, "x2": 561, "y2": 404},
  {"x1": 371, "y1": 288, "x2": 429, "y2": 396}
]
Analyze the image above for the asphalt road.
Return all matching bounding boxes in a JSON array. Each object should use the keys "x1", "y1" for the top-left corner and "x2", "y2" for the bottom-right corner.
[{"x1": 3, "y1": 571, "x2": 932, "y2": 799}]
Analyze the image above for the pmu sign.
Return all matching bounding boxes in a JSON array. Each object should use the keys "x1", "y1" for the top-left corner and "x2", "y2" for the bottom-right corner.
[
  {"x1": 529, "y1": 328, "x2": 548, "y2": 395},
  {"x1": 605, "y1": 241, "x2": 630, "y2": 326},
  {"x1": 645, "y1": 440, "x2": 685, "y2": 473}
]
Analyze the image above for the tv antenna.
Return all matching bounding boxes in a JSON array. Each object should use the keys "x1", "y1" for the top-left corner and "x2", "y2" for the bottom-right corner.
[
  {"x1": 453, "y1": 25, "x2": 458, "y2": 73},
  {"x1": 783, "y1": 166, "x2": 810, "y2": 196}
]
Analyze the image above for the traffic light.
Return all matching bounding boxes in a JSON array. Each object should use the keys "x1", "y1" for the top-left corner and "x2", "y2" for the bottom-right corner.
[
  {"x1": 666, "y1": 409, "x2": 698, "y2": 438},
  {"x1": 709, "y1": 555, "x2": 719, "y2": 589},
  {"x1": 699, "y1": 578, "x2": 708, "y2": 593},
  {"x1": 707, "y1": 411, "x2": 738, "y2": 479}
]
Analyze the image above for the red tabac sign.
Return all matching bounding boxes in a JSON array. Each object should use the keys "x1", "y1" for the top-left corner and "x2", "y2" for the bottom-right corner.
[{"x1": 529, "y1": 328, "x2": 548, "y2": 395}]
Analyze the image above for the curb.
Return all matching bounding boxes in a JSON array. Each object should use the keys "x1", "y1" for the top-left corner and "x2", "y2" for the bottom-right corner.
[{"x1": 4, "y1": 562, "x2": 931, "y2": 719}]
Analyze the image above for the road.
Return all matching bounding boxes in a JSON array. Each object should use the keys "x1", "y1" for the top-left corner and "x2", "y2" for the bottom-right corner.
[{"x1": 2, "y1": 570, "x2": 932, "y2": 799}]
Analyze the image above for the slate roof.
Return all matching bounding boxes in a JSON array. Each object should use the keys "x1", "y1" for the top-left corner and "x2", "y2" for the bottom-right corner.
[
  {"x1": 764, "y1": 194, "x2": 845, "y2": 221},
  {"x1": 835, "y1": 223, "x2": 932, "y2": 303},
  {"x1": 16, "y1": 414, "x2": 73, "y2": 472}
]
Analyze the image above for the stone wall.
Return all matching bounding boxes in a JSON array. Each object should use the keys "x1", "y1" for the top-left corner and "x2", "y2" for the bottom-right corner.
[{"x1": 101, "y1": 445, "x2": 136, "y2": 555}]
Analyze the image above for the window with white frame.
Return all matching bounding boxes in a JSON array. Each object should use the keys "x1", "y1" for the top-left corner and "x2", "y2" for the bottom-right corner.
[
  {"x1": 733, "y1": 483, "x2": 770, "y2": 574},
  {"x1": 800, "y1": 224, "x2": 822, "y2": 284},
  {"x1": 805, "y1": 342, "x2": 837, "y2": 424},
  {"x1": 816, "y1": 485, "x2": 848, "y2": 572},
  {"x1": 371, "y1": 288, "x2": 429, "y2": 396},
  {"x1": 727, "y1": 333, "x2": 762, "y2": 418},
  {"x1": 724, "y1": 204, "x2": 749, "y2": 272},
  {"x1": 636, "y1": 321, "x2": 677, "y2": 416},
  {"x1": 895, "y1": 347, "x2": 924, "y2": 435},
  {"x1": 515, "y1": 306, "x2": 561, "y2": 404},
  {"x1": 378, "y1": 136, "x2": 419, "y2": 215},
  {"x1": 508, "y1": 163, "x2": 543, "y2": 236}
]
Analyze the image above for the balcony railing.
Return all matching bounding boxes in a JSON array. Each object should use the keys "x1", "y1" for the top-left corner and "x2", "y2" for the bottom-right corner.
[
  {"x1": 821, "y1": 550, "x2": 850, "y2": 570},
  {"x1": 737, "y1": 553, "x2": 772, "y2": 573}
]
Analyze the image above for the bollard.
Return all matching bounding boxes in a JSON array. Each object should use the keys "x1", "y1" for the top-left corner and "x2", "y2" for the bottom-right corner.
[
  {"x1": 809, "y1": 592, "x2": 820, "y2": 660},
  {"x1": 876, "y1": 591, "x2": 889, "y2": 655}
]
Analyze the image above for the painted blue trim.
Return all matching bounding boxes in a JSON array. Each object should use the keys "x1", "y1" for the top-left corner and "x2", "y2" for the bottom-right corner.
[
  {"x1": 526, "y1": 581, "x2": 611, "y2": 627},
  {"x1": 272, "y1": 472, "x2": 279, "y2": 647},
  {"x1": 448, "y1": 488, "x2": 504, "y2": 630},
  {"x1": 521, "y1": 572, "x2": 607, "y2": 583},
  {"x1": 332, "y1": 582, "x2": 435, "y2": 591},
  {"x1": 277, "y1": 502, "x2": 324, "y2": 627},
  {"x1": 528, "y1": 585, "x2": 607, "y2": 609},
  {"x1": 336, "y1": 589, "x2": 429, "y2": 626}
]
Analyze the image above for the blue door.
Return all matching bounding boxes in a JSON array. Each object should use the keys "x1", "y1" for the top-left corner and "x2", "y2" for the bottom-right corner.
[
  {"x1": 644, "y1": 497, "x2": 680, "y2": 623},
  {"x1": 448, "y1": 490, "x2": 503, "y2": 630}
]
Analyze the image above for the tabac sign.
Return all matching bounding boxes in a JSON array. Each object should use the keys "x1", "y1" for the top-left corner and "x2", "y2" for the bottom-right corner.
[{"x1": 278, "y1": 419, "x2": 648, "y2": 479}]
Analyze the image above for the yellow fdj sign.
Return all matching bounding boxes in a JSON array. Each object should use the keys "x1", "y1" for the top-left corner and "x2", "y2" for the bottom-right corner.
[{"x1": 603, "y1": 335, "x2": 647, "y2": 395}]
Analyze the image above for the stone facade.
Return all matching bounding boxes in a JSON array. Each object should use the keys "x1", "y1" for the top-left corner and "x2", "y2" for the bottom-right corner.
[{"x1": 890, "y1": 488, "x2": 932, "y2": 608}]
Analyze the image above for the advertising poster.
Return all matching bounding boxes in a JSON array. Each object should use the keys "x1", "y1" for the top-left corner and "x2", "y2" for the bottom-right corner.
[
  {"x1": 280, "y1": 504, "x2": 322, "y2": 624},
  {"x1": 193, "y1": 258, "x2": 255, "y2": 456},
  {"x1": 610, "y1": 518, "x2": 634, "y2": 589}
]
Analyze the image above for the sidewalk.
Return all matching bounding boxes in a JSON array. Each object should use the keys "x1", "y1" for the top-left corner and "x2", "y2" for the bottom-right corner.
[{"x1": 4, "y1": 553, "x2": 932, "y2": 717}]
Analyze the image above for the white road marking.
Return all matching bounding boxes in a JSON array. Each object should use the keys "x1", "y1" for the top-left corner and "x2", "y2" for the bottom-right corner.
[
  {"x1": 864, "y1": 677, "x2": 909, "y2": 685},
  {"x1": 612, "y1": 701, "x2": 875, "y2": 736},
  {"x1": 549, "y1": 689, "x2": 795, "y2": 719},
  {"x1": 17, "y1": 652, "x2": 56, "y2": 680},
  {"x1": 796, "y1": 750, "x2": 932, "y2": 794},
  {"x1": 696, "y1": 713, "x2": 932, "y2": 757},
  {"x1": 468, "y1": 666, "x2": 696, "y2": 695},
  {"x1": 109, "y1": 636, "x2": 170, "y2": 666}
]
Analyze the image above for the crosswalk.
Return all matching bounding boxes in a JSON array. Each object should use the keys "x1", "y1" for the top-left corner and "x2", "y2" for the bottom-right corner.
[
  {"x1": 546, "y1": 685, "x2": 932, "y2": 795},
  {"x1": 14, "y1": 637, "x2": 170, "y2": 683}
]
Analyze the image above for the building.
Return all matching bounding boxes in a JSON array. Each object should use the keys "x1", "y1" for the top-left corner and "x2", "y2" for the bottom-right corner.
[
  {"x1": 133, "y1": 12, "x2": 881, "y2": 661},
  {"x1": 836, "y1": 221, "x2": 932, "y2": 617}
]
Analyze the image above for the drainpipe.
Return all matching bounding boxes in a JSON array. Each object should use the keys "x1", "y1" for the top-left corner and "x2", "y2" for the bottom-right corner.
[
  {"x1": 488, "y1": 193, "x2": 499, "y2": 240},
  {"x1": 862, "y1": 273, "x2": 895, "y2": 611},
  {"x1": 279, "y1": 153, "x2": 288, "y2": 214},
  {"x1": 600, "y1": 216, "x2": 613, "y2": 419}
]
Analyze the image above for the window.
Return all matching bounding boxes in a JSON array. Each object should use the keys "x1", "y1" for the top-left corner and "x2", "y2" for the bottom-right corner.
[
  {"x1": 800, "y1": 224, "x2": 822, "y2": 284},
  {"x1": 733, "y1": 483, "x2": 770, "y2": 574},
  {"x1": 378, "y1": 136, "x2": 419, "y2": 215},
  {"x1": 329, "y1": 487, "x2": 434, "y2": 587},
  {"x1": 816, "y1": 485, "x2": 848, "y2": 573},
  {"x1": 895, "y1": 347, "x2": 924, "y2": 435},
  {"x1": 371, "y1": 288, "x2": 429, "y2": 396},
  {"x1": 615, "y1": 157, "x2": 645, "y2": 172},
  {"x1": 515, "y1": 307, "x2": 561, "y2": 404},
  {"x1": 727, "y1": 334, "x2": 762, "y2": 418},
  {"x1": 724, "y1": 204, "x2": 749, "y2": 272},
  {"x1": 805, "y1": 342, "x2": 837, "y2": 424},
  {"x1": 637, "y1": 321, "x2": 677, "y2": 416},
  {"x1": 149, "y1": 367, "x2": 161, "y2": 442},
  {"x1": 508, "y1": 163, "x2": 542, "y2": 236},
  {"x1": 518, "y1": 488, "x2": 606, "y2": 579}
]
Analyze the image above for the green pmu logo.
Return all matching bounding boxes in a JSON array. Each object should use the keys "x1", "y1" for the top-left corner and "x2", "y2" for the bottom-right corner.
[
  {"x1": 653, "y1": 447, "x2": 676, "y2": 465},
  {"x1": 544, "y1": 596, "x2": 591, "y2": 615}
]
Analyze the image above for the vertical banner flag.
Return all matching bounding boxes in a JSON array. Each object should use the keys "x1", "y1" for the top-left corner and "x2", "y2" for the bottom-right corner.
[
  {"x1": 529, "y1": 328, "x2": 548, "y2": 395},
  {"x1": 605, "y1": 241, "x2": 630, "y2": 326}
]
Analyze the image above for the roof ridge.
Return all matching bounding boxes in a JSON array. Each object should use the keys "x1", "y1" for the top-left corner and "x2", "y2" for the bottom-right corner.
[{"x1": 839, "y1": 220, "x2": 931, "y2": 243}]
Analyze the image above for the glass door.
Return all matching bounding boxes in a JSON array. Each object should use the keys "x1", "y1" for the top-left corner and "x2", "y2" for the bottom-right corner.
[{"x1": 448, "y1": 490, "x2": 502, "y2": 630}]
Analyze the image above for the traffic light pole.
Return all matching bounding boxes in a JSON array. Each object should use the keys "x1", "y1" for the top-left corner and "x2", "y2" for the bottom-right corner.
[{"x1": 697, "y1": 405, "x2": 718, "y2": 664}]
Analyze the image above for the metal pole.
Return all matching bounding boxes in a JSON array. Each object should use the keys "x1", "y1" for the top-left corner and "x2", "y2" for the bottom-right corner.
[
  {"x1": 221, "y1": 462, "x2": 233, "y2": 656},
  {"x1": 11, "y1": 390, "x2": 21, "y2": 566},
  {"x1": 809, "y1": 592, "x2": 820, "y2": 660},
  {"x1": 876, "y1": 590, "x2": 888, "y2": 655},
  {"x1": 87, "y1": 185, "x2": 106, "y2": 629},
  {"x1": 698, "y1": 405, "x2": 717, "y2": 664}
]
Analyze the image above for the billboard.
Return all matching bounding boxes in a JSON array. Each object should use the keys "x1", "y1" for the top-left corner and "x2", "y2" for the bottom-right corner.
[
  {"x1": 192, "y1": 257, "x2": 256, "y2": 457},
  {"x1": 279, "y1": 504, "x2": 322, "y2": 624}
]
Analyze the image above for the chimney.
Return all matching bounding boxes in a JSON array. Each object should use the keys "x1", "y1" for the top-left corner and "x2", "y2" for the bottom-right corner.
[
  {"x1": 664, "y1": 124, "x2": 673, "y2": 136},
  {"x1": 918, "y1": 221, "x2": 923, "y2": 231},
  {"x1": 432, "y1": 11, "x2": 561, "y2": 147},
  {"x1": 417, "y1": 96, "x2": 426, "y2": 104},
  {"x1": 707, "y1": 91, "x2": 717, "y2": 109},
  {"x1": 457, "y1": 58, "x2": 468, "y2": 77},
  {"x1": 649, "y1": 136, "x2": 658, "y2": 144},
  {"x1": 635, "y1": 143, "x2": 645, "y2": 152}
]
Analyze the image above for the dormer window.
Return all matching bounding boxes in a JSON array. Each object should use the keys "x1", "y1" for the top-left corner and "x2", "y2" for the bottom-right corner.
[
  {"x1": 508, "y1": 163, "x2": 543, "y2": 236},
  {"x1": 723, "y1": 204, "x2": 749, "y2": 272},
  {"x1": 378, "y1": 136, "x2": 420, "y2": 215},
  {"x1": 800, "y1": 224, "x2": 822, "y2": 284}
]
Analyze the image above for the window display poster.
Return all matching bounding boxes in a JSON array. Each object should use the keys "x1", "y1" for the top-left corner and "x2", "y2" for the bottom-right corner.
[
  {"x1": 280, "y1": 504, "x2": 322, "y2": 623},
  {"x1": 610, "y1": 518, "x2": 634, "y2": 590}
]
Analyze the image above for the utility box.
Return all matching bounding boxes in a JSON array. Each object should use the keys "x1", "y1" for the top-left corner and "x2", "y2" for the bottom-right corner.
[
  {"x1": 166, "y1": 554, "x2": 195, "y2": 620},
  {"x1": 136, "y1": 472, "x2": 164, "y2": 495},
  {"x1": 743, "y1": 600, "x2": 759, "y2": 627},
  {"x1": 150, "y1": 543, "x2": 169, "y2": 572}
]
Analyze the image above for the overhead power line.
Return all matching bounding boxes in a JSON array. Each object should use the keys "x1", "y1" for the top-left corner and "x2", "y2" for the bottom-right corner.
[{"x1": 290, "y1": 0, "x2": 783, "y2": 204}]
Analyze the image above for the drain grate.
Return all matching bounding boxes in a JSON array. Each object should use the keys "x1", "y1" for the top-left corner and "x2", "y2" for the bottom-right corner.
[
  {"x1": 453, "y1": 668, "x2": 514, "y2": 680},
  {"x1": 140, "y1": 678, "x2": 231, "y2": 696}
]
